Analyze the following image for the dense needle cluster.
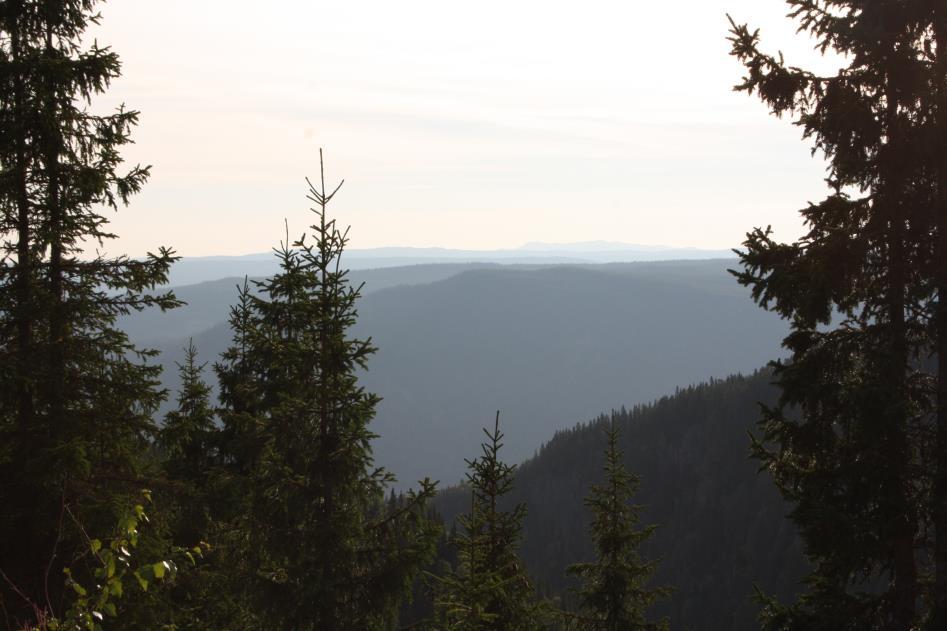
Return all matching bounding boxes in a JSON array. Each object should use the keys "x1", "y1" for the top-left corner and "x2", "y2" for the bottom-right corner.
[{"x1": 729, "y1": 1, "x2": 947, "y2": 628}]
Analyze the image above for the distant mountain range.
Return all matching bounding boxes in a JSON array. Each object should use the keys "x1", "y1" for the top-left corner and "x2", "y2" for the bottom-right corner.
[
  {"x1": 164, "y1": 242, "x2": 735, "y2": 286},
  {"x1": 128, "y1": 258, "x2": 787, "y2": 488},
  {"x1": 121, "y1": 262, "x2": 507, "y2": 346}
]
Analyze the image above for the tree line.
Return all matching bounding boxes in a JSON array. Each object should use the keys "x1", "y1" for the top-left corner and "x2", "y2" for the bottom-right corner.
[
  {"x1": 3, "y1": 0, "x2": 947, "y2": 629},
  {"x1": 427, "y1": 371, "x2": 807, "y2": 631}
]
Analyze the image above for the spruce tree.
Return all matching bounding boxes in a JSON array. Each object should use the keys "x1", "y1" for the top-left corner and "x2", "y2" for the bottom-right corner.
[
  {"x1": 159, "y1": 341, "x2": 251, "y2": 630},
  {"x1": 160, "y1": 340, "x2": 217, "y2": 487},
  {"x1": 727, "y1": 2, "x2": 934, "y2": 628},
  {"x1": 0, "y1": 1, "x2": 178, "y2": 623},
  {"x1": 159, "y1": 340, "x2": 217, "y2": 545},
  {"x1": 926, "y1": 4, "x2": 947, "y2": 626},
  {"x1": 567, "y1": 420, "x2": 669, "y2": 631},
  {"x1": 434, "y1": 412, "x2": 550, "y2": 630},
  {"x1": 214, "y1": 151, "x2": 438, "y2": 630}
]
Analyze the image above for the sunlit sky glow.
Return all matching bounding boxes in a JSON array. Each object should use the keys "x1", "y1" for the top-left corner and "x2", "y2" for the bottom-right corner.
[{"x1": 90, "y1": 0, "x2": 845, "y2": 257}]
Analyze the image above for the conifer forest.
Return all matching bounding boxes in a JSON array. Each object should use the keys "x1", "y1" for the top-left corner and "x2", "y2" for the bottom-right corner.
[{"x1": 4, "y1": 1, "x2": 947, "y2": 629}]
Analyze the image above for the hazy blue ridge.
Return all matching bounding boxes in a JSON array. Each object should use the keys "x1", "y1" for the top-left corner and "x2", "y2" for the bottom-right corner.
[
  {"x1": 165, "y1": 243, "x2": 735, "y2": 286},
  {"x1": 130, "y1": 259, "x2": 787, "y2": 487}
]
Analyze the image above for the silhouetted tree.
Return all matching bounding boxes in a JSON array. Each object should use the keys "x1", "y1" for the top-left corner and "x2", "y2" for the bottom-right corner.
[
  {"x1": 728, "y1": 3, "x2": 936, "y2": 628},
  {"x1": 214, "y1": 151, "x2": 439, "y2": 630},
  {"x1": 159, "y1": 339, "x2": 218, "y2": 561},
  {"x1": 567, "y1": 420, "x2": 669, "y2": 630},
  {"x1": 0, "y1": 1, "x2": 178, "y2": 623},
  {"x1": 925, "y1": 4, "x2": 947, "y2": 627},
  {"x1": 161, "y1": 340, "x2": 217, "y2": 486},
  {"x1": 434, "y1": 412, "x2": 550, "y2": 630}
]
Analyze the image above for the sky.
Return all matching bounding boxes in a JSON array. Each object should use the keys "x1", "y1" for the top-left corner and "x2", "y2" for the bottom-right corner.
[{"x1": 89, "y1": 0, "x2": 846, "y2": 257}]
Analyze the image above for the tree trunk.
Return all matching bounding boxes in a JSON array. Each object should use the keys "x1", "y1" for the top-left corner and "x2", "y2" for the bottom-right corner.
[
  {"x1": 933, "y1": 8, "x2": 947, "y2": 624},
  {"x1": 43, "y1": 23, "x2": 65, "y2": 439},
  {"x1": 883, "y1": 80, "x2": 917, "y2": 631},
  {"x1": 888, "y1": 218, "x2": 918, "y2": 631},
  {"x1": 11, "y1": 0, "x2": 34, "y2": 457}
]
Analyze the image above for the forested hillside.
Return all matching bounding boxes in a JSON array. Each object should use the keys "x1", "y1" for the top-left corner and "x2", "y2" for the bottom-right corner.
[
  {"x1": 434, "y1": 370, "x2": 808, "y2": 631},
  {"x1": 6, "y1": 0, "x2": 947, "y2": 628}
]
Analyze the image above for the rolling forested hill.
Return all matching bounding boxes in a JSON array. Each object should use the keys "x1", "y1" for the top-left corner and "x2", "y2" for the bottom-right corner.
[
  {"x1": 134, "y1": 259, "x2": 789, "y2": 487},
  {"x1": 433, "y1": 370, "x2": 808, "y2": 631},
  {"x1": 119, "y1": 262, "x2": 504, "y2": 345}
]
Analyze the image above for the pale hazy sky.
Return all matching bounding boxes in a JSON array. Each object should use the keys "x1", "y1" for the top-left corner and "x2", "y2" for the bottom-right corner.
[{"x1": 89, "y1": 0, "x2": 844, "y2": 257}]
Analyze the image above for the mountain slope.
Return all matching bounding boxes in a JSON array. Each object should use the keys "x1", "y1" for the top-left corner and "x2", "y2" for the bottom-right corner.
[
  {"x1": 122, "y1": 262, "x2": 503, "y2": 345},
  {"x1": 149, "y1": 260, "x2": 788, "y2": 486},
  {"x1": 356, "y1": 263, "x2": 786, "y2": 485},
  {"x1": 435, "y1": 370, "x2": 807, "y2": 631}
]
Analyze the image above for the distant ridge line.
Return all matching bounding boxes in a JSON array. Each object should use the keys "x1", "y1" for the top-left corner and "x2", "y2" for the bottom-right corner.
[{"x1": 177, "y1": 243, "x2": 735, "y2": 261}]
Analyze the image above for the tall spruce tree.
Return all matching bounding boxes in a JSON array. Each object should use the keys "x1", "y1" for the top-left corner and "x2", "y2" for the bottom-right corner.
[
  {"x1": 927, "y1": 3, "x2": 947, "y2": 626},
  {"x1": 0, "y1": 1, "x2": 178, "y2": 624},
  {"x1": 214, "y1": 151, "x2": 438, "y2": 630},
  {"x1": 567, "y1": 421, "x2": 669, "y2": 631},
  {"x1": 727, "y1": 2, "x2": 935, "y2": 628},
  {"x1": 434, "y1": 412, "x2": 550, "y2": 630}
]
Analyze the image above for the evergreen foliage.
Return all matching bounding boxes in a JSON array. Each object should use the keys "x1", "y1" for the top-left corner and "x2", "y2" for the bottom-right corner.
[
  {"x1": 429, "y1": 371, "x2": 805, "y2": 631},
  {"x1": 920, "y1": 5, "x2": 947, "y2": 627},
  {"x1": 11, "y1": 1, "x2": 947, "y2": 629},
  {"x1": 434, "y1": 412, "x2": 551, "y2": 630},
  {"x1": 0, "y1": 1, "x2": 178, "y2": 624},
  {"x1": 160, "y1": 340, "x2": 217, "y2": 489},
  {"x1": 726, "y1": 2, "x2": 946, "y2": 628},
  {"x1": 213, "y1": 151, "x2": 439, "y2": 630},
  {"x1": 155, "y1": 341, "x2": 235, "y2": 629},
  {"x1": 567, "y1": 421, "x2": 669, "y2": 631}
]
